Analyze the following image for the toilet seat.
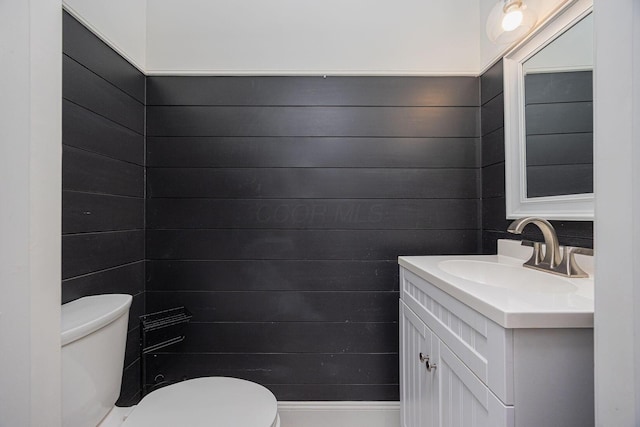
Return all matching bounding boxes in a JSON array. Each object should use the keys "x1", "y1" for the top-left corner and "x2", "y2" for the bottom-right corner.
[{"x1": 121, "y1": 377, "x2": 279, "y2": 427}]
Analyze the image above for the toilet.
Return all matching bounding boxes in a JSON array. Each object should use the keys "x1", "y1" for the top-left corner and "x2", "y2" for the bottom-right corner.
[{"x1": 61, "y1": 294, "x2": 280, "y2": 427}]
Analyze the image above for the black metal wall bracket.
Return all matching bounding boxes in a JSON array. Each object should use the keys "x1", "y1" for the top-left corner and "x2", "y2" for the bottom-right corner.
[{"x1": 139, "y1": 307, "x2": 192, "y2": 396}]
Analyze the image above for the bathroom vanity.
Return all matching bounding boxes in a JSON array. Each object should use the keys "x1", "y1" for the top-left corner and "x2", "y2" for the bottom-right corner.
[{"x1": 398, "y1": 240, "x2": 594, "y2": 427}]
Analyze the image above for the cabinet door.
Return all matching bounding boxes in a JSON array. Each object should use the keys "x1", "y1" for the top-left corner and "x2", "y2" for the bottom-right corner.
[
  {"x1": 400, "y1": 301, "x2": 438, "y2": 427},
  {"x1": 437, "y1": 341, "x2": 514, "y2": 427}
]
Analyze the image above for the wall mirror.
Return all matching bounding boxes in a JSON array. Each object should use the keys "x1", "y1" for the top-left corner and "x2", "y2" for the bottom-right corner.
[{"x1": 503, "y1": 0, "x2": 593, "y2": 220}]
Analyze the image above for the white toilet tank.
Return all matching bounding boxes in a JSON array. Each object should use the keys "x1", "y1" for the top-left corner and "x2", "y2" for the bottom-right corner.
[{"x1": 61, "y1": 294, "x2": 133, "y2": 427}]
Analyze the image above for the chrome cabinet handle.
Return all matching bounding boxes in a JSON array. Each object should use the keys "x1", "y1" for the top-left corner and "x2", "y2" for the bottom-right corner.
[{"x1": 419, "y1": 353, "x2": 437, "y2": 372}]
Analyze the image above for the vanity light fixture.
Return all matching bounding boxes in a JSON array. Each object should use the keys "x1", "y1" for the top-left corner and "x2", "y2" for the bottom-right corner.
[{"x1": 486, "y1": 0, "x2": 537, "y2": 44}]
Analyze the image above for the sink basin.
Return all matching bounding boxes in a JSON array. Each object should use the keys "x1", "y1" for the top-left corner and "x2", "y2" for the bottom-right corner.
[
  {"x1": 438, "y1": 259, "x2": 578, "y2": 293},
  {"x1": 399, "y1": 240, "x2": 594, "y2": 328}
]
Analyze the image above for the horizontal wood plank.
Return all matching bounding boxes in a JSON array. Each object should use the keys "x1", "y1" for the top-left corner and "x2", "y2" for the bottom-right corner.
[
  {"x1": 527, "y1": 164, "x2": 593, "y2": 197},
  {"x1": 63, "y1": 191, "x2": 144, "y2": 233},
  {"x1": 147, "y1": 168, "x2": 479, "y2": 199},
  {"x1": 146, "y1": 229, "x2": 479, "y2": 260},
  {"x1": 525, "y1": 71, "x2": 592, "y2": 105},
  {"x1": 147, "y1": 136, "x2": 479, "y2": 168},
  {"x1": 146, "y1": 291, "x2": 398, "y2": 322},
  {"x1": 62, "y1": 230, "x2": 144, "y2": 279},
  {"x1": 525, "y1": 102, "x2": 593, "y2": 135},
  {"x1": 62, "y1": 261, "x2": 145, "y2": 303},
  {"x1": 146, "y1": 353, "x2": 399, "y2": 385},
  {"x1": 262, "y1": 384, "x2": 399, "y2": 401},
  {"x1": 146, "y1": 260, "x2": 398, "y2": 291},
  {"x1": 146, "y1": 198, "x2": 479, "y2": 230},
  {"x1": 146, "y1": 106, "x2": 479, "y2": 138},
  {"x1": 174, "y1": 322, "x2": 398, "y2": 353},
  {"x1": 147, "y1": 75, "x2": 479, "y2": 107},
  {"x1": 526, "y1": 133, "x2": 593, "y2": 166},
  {"x1": 63, "y1": 146, "x2": 144, "y2": 197},
  {"x1": 63, "y1": 100, "x2": 144, "y2": 165}
]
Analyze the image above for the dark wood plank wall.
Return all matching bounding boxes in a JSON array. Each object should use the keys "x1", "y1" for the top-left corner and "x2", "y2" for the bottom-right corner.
[
  {"x1": 525, "y1": 71, "x2": 593, "y2": 197},
  {"x1": 61, "y1": 11, "x2": 145, "y2": 405},
  {"x1": 61, "y1": 11, "x2": 596, "y2": 404},
  {"x1": 480, "y1": 61, "x2": 593, "y2": 253},
  {"x1": 145, "y1": 76, "x2": 482, "y2": 400}
]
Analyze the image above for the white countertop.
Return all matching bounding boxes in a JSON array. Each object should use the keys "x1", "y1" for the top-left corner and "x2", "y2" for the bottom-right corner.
[{"x1": 398, "y1": 240, "x2": 594, "y2": 328}]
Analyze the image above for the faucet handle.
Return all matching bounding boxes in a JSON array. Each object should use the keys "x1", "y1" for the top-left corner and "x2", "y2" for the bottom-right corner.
[
  {"x1": 566, "y1": 246, "x2": 594, "y2": 257},
  {"x1": 558, "y1": 246, "x2": 594, "y2": 278},
  {"x1": 521, "y1": 240, "x2": 543, "y2": 266}
]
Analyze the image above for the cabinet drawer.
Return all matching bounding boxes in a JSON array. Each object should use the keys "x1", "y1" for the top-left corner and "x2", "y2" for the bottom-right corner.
[{"x1": 401, "y1": 267, "x2": 514, "y2": 404}]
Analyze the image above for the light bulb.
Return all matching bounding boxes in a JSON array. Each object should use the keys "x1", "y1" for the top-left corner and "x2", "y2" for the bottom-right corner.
[
  {"x1": 502, "y1": 9, "x2": 524, "y2": 31},
  {"x1": 486, "y1": 0, "x2": 536, "y2": 44}
]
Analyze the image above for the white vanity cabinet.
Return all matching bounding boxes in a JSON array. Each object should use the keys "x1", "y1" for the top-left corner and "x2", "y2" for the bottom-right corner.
[
  {"x1": 401, "y1": 301, "x2": 511, "y2": 427},
  {"x1": 399, "y1": 266, "x2": 594, "y2": 427}
]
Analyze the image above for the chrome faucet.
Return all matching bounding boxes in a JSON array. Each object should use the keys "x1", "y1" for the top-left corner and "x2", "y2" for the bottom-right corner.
[{"x1": 507, "y1": 217, "x2": 593, "y2": 278}]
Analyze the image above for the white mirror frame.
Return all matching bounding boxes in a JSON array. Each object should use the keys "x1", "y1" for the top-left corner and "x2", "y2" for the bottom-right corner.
[{"x1": 503, "y1": 0, "x2": 594, "y2": 220}]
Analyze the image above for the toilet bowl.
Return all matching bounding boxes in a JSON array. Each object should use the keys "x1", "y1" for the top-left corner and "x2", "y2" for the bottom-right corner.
[{"x1": 62, "y1": 294, "x2": 280, "y2": 427}]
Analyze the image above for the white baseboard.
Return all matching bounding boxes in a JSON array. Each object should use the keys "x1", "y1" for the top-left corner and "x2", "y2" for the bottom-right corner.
[{"x1": 277, "y1": 401, "x2": 400, "y2": 427}]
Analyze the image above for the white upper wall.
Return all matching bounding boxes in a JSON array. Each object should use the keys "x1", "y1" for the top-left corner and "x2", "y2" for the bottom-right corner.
[
  {"x1": 63, "y1": 0, "x2": 146, "y2": 70},
  {"x1": 146, "y1": 0, "x2": 480, "y2": 75},
  {"x1": 61, "y1": 0, "x2": 568, "y2": 75}
]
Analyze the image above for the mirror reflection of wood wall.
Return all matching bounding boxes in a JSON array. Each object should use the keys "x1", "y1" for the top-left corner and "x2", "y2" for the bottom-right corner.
[
  {"x1": 524, "y1": 70, "x2": 593, "y2": 197},
  {"x1": 522, "y1": 13, "x2": 593, "y2": 198}
]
